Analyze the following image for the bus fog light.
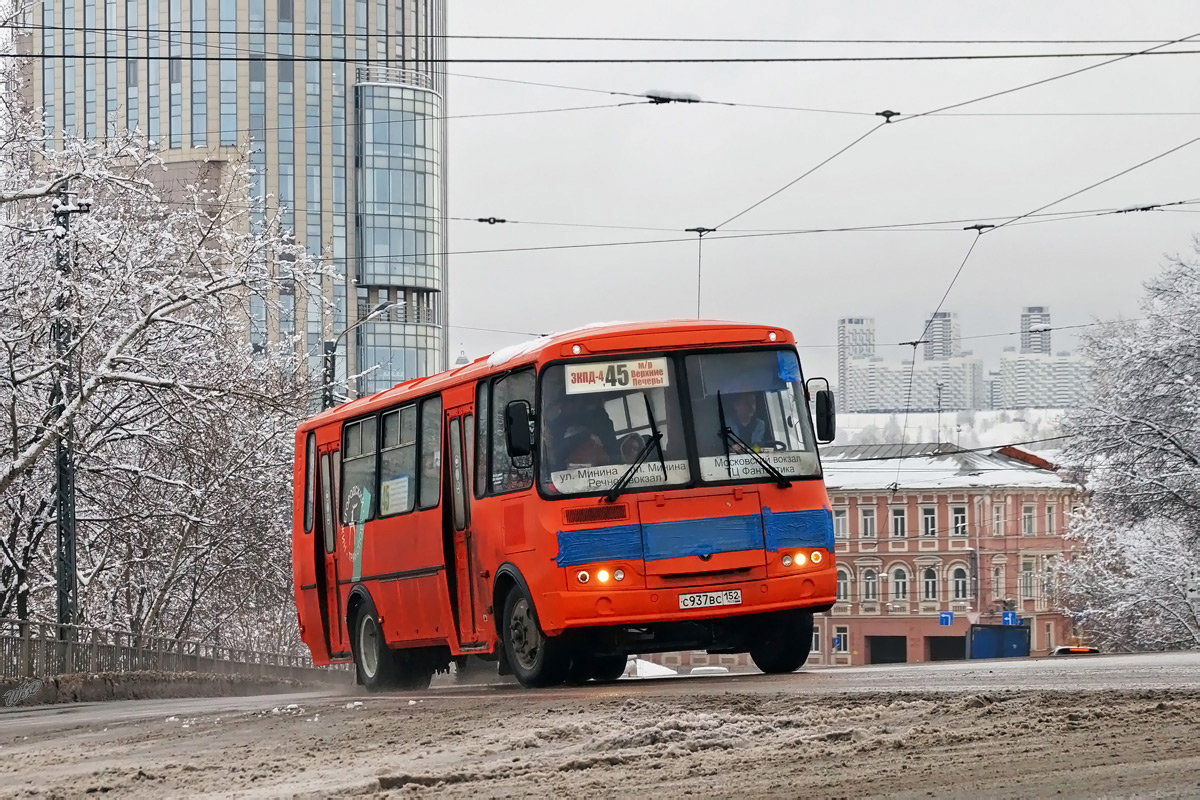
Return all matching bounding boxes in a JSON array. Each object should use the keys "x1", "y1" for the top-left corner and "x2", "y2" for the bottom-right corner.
[
  {"x1": 614, "y1": 569, "x2": 625, "y2": 581},
  {"x1": 781, "y1": 555, "x2": 793, "y2": 567},
  {"x1": 577, "y1": 570, "x2": 590, "y2": 584},
  {"x1": 597, "y1": 569, "x2": 610, "y2": 583},
  {"x1": 811, "y1": 550, "x2": 823, "y2": 564}
]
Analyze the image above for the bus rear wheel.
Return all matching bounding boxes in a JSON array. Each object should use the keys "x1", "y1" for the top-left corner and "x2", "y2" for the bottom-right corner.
[
  {"x1": 352, "y1": 599, "x2": 398, "y2": 691},
  {"x1": 501, "y1": 589, "x2": 569, "y2": 688},
  {"x1": 749, "y1": 611, "x2": 814, "y2": 674}
]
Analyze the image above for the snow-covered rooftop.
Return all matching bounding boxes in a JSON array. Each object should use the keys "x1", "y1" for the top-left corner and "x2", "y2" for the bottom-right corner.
[{"x1": 820, "y1": 444, "x2": 1073, "y2": 492}]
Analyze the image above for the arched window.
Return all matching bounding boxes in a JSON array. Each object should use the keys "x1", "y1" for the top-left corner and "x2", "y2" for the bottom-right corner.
[
  {"x1": 923, "y1": 567, "x2": 938, "y2": 600},
  {"x1": 953, "y1": 567, "x2": 969, "y2": 600},
  {"x1": 863, "y1": 570, "x2": 878, "y2": 601},
  {"x1": 992, "y1": 565, "x2": 1003, "y2": 598},
  {"x1": 892, "y1": 568, "x2": 908, "y2": 600},
  {"x1": 836, "y1": 569, "x2": 849, "y2": 601}
]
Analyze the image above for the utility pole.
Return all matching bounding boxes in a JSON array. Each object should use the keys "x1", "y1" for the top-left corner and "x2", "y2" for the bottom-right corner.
[
  {"x1": 685, "y1": 227, "x2": 715, "y2": 319},
  {"x1": 936, "y1": 381, "x2": 944, "y2": 443},
  {"x1": 321, "y1": 301, "x2": 400, "y2": 410},
  {"x1": 50, "y1": 181, "x2": 91, "y2": 638}
]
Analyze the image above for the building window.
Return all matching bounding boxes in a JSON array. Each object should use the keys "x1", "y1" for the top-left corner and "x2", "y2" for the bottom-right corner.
[
  {"x1": 811, "y1": 627, "x2": 821, "y2": 653},
  {"x1": 1046, "y1": 504, "x2": 1056, "y2": 536},
  {"x1": 890, "y1": 508, "x2": 907, "y2": 538},
  {"x1": 952, "y1": 567, "x2": 969, "y2": 600},
  {"x1": 1044, "y1": 622, "x2": 1054, "y2": 651},
  {"x1": 921, "y1": 507, "x2": 936, "y2": 537},
  {"x1": 952, "y1": 506, "x2": 967, "y2": 537},
  {"x1": 1020, "y1": 560, "x2": 1034, "y2": 598},
  {"x1": 834, "y1": 625, "x2": 849, "y2": 653},
  {"x1": 860, "y1": 507, "x2": 876, "y2": 538},
  {"x1": 923, "y1": 567, "x2": 938, "y2": 600},
  {"x1": 279, "y1": 0, "x2": 293, "y2": 21},
  {"x1": 836, "y1": 569, "x2": 849, "y2": 601},
  {"x1": 992, "y1": 566, "x2": 1003, "y2": 600},
  {"x1": 1022, "y1": 504, "x2": 1035, "y2": 536},
  {"x1": 993, "y1": 503, "x2": 1004, "y2": 536},
  {"x1": 892, "y1": 568, "x2": 908, "y2": 600},
  {"x1": 863, "y1": 570, "x2": 878, "y2": 601},
  {"x1": 833, "y1": 508, "x2": 848, "y2": 539}
]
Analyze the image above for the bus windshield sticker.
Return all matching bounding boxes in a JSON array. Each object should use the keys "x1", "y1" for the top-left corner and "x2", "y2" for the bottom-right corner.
[
  {"x1": 549, "y1": 459, "x2": 689, "y2": 494},
  {"x1": 777, "y1": 350, "x2": 801, "y2": 383},
  {"x1": 565, "y1": 358, "x2": 669, "y2": 395}
]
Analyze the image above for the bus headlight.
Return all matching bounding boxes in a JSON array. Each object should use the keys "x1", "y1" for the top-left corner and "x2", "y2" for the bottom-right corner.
[
  {"x1": 597, "y1": 569, "x2": 610, "y2": 583},
  {"x1": 614, "y1": 569, "x2": 625, "y2": 581},
  {"x1": 781, "y1": 555, "x2": 793, "y2": 567}
]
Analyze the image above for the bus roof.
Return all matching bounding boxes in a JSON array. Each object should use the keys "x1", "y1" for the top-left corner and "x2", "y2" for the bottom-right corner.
[{"x1": 301, "y1": 318, "x2": 795, "y2": 429}]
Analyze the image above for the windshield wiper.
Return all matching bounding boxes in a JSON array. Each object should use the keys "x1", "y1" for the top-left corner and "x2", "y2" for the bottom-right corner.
[
  {"x1": 716, "y1": 390, "x2": 792, "y2": 489},
  {"x1": 603, "y1": 429, "x2": 664, "y2": 503}
]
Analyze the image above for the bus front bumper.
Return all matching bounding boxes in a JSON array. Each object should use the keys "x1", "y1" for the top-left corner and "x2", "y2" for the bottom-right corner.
[{"x1": 537, "y1": 571, "x2": 836, "y2": 635}]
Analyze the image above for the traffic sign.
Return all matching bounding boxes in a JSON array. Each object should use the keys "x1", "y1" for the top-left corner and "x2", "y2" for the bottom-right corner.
[
  {"x1": 832, "y1": 636, "x2": 842, "y2": 650},
  {"x1": 1002, "y1": 610, "x2": 1017, "y2": 626},
  {"x1": 939, "y1": 611, "x2": 953, "y2": 626},
  {"x1": 966, "y1": 611, "x2": 981, "y2": 625}
]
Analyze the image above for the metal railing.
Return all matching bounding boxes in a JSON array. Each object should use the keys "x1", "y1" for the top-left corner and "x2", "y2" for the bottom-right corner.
[
  {"x1": 1, "y1": 618, "x2": 349, "y2": 682},
  {"x1": 355, "y1": 66, "x2": 434, "y2": 90}
]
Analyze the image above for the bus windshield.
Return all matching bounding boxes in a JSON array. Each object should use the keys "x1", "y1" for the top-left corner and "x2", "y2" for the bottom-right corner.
[
  {"x1": 539, "y1": 357, "x2": 691, "y2": 495},
  {"x1": 686, "y1": 349, "x2": 820, "y2": 482}
]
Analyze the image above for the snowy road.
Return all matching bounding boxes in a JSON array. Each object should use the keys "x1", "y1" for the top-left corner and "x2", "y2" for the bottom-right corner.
[{"x1": 3, "y1": 652, "x2": 1200, "y2": 797}]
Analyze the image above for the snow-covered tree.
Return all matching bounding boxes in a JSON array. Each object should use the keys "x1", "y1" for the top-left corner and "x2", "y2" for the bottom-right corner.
[
  {"x1": 1054, "y1": 509, "x2": 1200, "y2": 651},
  {"x1": 1058, "y1": 239, "x2": 1200, "y2": 650},
  {"x1": 0, "y1": 25, "x2": 326, "y2": 653}
]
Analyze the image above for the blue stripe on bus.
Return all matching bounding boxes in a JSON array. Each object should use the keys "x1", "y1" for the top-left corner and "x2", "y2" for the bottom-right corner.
[
  {"x1": 554, "y1": 524, "x2": 643, "y2": 568},
  {"x1": 762, "y1": 507, "x2": 835, "y2": 552},
  {"x1": 554, "y1": 508, "x2": 834, "y2": 567},
  {"x1": 641, "y1": 515, "x2": 763, "y2": 561}
]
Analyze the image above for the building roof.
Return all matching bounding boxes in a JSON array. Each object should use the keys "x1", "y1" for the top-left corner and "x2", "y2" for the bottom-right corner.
[{"x1": 820, "y1": 443, "x2": 1072, "y2": 492}]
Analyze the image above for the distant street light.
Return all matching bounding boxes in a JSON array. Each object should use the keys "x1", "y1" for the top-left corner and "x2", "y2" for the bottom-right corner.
[{"x1": 322, "y1": 301, "x2": 403, "y2": 409}]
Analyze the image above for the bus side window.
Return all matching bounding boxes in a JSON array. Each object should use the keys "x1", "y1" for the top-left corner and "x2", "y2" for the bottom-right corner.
[
  {"x1": 342, "y1": 416, "x2": 379, "y2": 524},
  {"x1": 379, "y1": 406, "x2": 417, "y2": 517},
  {"x1": 475, "y1": 380, "x2": 489, "y2": 498},
  {"x1": 419, "y1": 395, "x2": 442, "y2": 509},
  {"x1": 491, "y1": 370, "x2": 535, "y2": 494},
  {"x1": 303, "y1": 431, "x2": 315, "y2": 533}
]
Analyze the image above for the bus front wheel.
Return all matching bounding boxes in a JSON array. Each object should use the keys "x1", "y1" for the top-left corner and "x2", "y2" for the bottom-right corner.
[
  {"x1": 749, "y1": 610, "x2": 814, "y2": 674},
  {"x1": 501, "y1": 589, "x2": 569, "y2": 688}
]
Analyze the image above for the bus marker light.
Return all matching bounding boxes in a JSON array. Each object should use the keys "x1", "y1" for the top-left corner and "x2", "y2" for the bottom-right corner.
[
  {"x1": 577, "y1": 570, "x2": 590, "y2": 584},
  {"x1": 597, "y1": 569, "x2": 611, "y2": 583},
  {"x1": 811, "y1": 550, "x2": 824, "y2": 564},
  {"x1": 781, "y1": 555, "x2": 793, "y2": 567},
  {"x1": 768, "y1": 331, "x2": 777, "y2": 341},
  {"x1": 614, "y1": 569, "x2": 625, "y2": 581},
  {"x1": 572, "y1": 344, "x2": 582, "y2": 354}
]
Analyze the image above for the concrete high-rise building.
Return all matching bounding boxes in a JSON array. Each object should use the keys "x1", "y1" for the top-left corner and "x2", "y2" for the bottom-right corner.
[
  {"x1": 998, "y1": 348, "x2": 1087, "y2": 408},
  {"x1": 837, "y1": 317, "x2": 876, "y2": 399},
  {"x1": 847, "y1": 354, "x2": 985, "y2": 412},
  {"x1": 1020, "y1": 306, "x2": 1052, "y2": 355},
  {"x1": 22, "y1": 0, "x2": 449, "y2": 397},
  {"x1": 922, "y1": 311, "x2": 960, "y2": 361}
]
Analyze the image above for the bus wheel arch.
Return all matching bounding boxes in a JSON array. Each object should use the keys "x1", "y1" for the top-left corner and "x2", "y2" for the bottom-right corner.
[{"x1": 491, "y1": 564, "x2": 531, "y2": 640}]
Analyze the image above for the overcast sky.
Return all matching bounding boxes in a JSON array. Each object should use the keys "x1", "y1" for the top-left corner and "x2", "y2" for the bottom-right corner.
[{"x1": 443, "y1": 1, "x2": 1200, "y2": 382}]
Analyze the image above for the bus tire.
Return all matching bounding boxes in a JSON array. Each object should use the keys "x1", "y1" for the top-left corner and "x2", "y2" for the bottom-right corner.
[
  {"x1": 749, "y1": 611, "x2": 814, "y2": 674},
  {"x1": 589, "y1": 653, "x2": 629, "y2": 683},
  {"x1": 351, "y1": 597, "x2": 398, "y2": 692},
  {"x1": 501, "y1": 588, "x2": 569, "y2": 688}
]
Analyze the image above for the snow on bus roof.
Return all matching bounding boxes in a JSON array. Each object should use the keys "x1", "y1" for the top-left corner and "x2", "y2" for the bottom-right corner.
[{"x1": 484, "y1": 321, "x2": 633, "y2": 368}]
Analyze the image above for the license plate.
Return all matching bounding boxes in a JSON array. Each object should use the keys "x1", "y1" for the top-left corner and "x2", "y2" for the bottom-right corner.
[{"x1": 678, "y1": 590, "x2": 742, "y2": 610}]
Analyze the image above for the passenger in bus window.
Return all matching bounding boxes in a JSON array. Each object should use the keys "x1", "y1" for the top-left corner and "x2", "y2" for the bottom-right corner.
[
  {"x1": 561, "y1": 424, "x2": 608, "y2": 469},
  {"x1": 730, "y1": 393, "x2": 770, "y2": 451}
]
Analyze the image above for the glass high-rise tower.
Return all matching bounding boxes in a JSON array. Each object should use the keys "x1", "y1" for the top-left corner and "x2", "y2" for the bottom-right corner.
[{"x1": 24, "y1": 0, "x2": 449, "y2": 394}]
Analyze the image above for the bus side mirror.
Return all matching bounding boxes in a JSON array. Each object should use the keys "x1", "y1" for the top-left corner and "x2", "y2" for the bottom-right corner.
[
  {"x1": 807, "y1": 377, "x2": 835, "y2": 443},
  {"x1": 505, "y1": 400, "x2": 534, "y2": 458}
]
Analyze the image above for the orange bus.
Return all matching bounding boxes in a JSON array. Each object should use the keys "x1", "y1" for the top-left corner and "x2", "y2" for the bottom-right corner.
[{"x1": 292, "y1": 320, "x2": 838, "y2": 689}]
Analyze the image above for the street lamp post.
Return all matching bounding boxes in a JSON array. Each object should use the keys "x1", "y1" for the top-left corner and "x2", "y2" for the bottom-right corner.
[
  {"x1": 50, "y1": 182, "x2": 91, "y2": 638},
  {"x1": 321, "y1": 301, "x2": 401, "y2": 409}
]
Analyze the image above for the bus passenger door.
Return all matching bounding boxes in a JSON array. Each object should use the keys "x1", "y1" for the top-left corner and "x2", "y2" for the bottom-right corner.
[
  {"x1": 316, "y1": 447, "x2": 348, "y2": 657},
  {"x1": 445, "y1": 408, "x2": 485, "y2": 647}
]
